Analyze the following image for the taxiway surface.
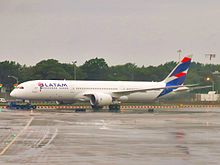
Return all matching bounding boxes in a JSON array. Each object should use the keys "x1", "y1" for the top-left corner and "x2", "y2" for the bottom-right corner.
[{"x1": 0, "y1": 109, "x2": 220, "y2": 165}]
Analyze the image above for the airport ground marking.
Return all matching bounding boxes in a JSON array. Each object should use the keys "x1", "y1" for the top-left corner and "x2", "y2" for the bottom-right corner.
[{"x1": 0, "y1": 116, "x2": 34, "y2": 156}]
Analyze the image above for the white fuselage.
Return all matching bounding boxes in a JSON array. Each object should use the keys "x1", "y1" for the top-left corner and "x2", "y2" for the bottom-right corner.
[{"x1": 10, "y1": 80, "x2": 166, "y2": 103}]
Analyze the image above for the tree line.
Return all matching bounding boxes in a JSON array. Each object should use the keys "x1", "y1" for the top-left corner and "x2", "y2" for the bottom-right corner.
[{"x1": 0, "y1": 58, "x2": 219, "y2": 92}]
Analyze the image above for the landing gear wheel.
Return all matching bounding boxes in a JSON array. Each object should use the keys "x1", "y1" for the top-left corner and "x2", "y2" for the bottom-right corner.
[
  {"x1": 91, "y1": 105, "x2": 103, "y2": 112},
  {"x1": 148, "y1": 108, "x2": 154, "y2": 113},
  {"x1": 109, "y1": 104, "x2": 120, "y2": 112}
]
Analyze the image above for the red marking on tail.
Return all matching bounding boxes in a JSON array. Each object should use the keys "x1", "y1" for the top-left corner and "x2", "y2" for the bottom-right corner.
[
  {"x1": 181, "y1": 57, "x2": 191, "y2": 63},
  {"x1": 175, "y1": 72, "x2": 186, "y2": 78}
]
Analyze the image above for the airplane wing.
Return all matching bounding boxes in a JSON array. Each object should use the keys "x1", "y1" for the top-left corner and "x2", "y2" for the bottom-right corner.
[
  {"x1": 82, "y1": 84, "x2": 210, "y2": 98},
  {"x1": 112, "y1": 85, "x2": 184, "y2": 95},
  {"x1": 82, "y1": 85, "x2": 182, "y2": 98},
  {"x1": 112, "y1": 84, "x2": 209, "y2": 96},
  {"x1": 187, "y1": 85, "x2": 212, "y2": 91},
  {"x1": 173, "y1": 85, "x2": 212, "y2": 93}
]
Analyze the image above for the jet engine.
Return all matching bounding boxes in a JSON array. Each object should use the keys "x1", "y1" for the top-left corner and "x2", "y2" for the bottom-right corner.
[{"x1": 90, "y1": 93, "x2": 113, "y2": 106}]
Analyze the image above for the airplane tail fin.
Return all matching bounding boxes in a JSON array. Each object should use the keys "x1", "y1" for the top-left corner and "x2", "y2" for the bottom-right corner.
[
  {"x1": 163, "y1": 55, "x2": 192, "y2": 86},
  {"x1": 158, "y1": 55, "x2": 192, "y2": 97}
]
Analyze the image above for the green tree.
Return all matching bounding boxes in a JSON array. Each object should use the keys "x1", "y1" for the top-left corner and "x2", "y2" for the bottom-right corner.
[
  {"x1": 80, "y1": 58, "x2": 109, "y2": 80},
  {"x1": 0, "y1": 61, "x2": 21, "y2": 88},
  {"x1": 31, "y1": 59, "x2": 71, "y2": 80},
  {"x1": 108, "y1": 63, "x2": 137, "y2": 81},
  {"x1": 1, "y1": 57, "x2": 220, "y2": 93}
]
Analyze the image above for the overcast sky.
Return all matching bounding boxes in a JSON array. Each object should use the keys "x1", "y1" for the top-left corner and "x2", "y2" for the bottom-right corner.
[{"x1": 0, "y1": 0, "x2": 220, "y2": 66}]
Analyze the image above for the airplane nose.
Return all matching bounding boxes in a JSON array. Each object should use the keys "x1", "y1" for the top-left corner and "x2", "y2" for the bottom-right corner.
[{"x1": 10, "y1": 90, "x2": 17, "y2": 98}]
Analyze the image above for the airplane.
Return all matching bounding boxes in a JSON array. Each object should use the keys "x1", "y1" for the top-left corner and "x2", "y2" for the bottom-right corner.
[{"x1": 10, "y1": 55, "x2": 192, "y2": 111}]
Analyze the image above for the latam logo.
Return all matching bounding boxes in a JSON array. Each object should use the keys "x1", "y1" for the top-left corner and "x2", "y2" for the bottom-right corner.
[{"x1": 38, "y1": 82, "x2": 68, "y2": 88}]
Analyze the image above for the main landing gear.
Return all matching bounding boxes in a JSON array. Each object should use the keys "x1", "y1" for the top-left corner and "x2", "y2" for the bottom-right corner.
[
  {"x1": 148, "y1": 108, "x2": 154, "y2": 113},
  {"x1": 91, "y1": 104, "x2": 121, "y2": 112},
  {"x1": 109, "y1": 104, "x2": 120, "y2": 112},
  {"x1": 91, "y1": 105, "x2": 103, "y2": 112}
]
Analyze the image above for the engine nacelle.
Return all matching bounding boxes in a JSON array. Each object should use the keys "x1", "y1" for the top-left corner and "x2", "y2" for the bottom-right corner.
[
  {"x1": 119, "y1": 96, "x2": 128, "y2": 101},
  {"x1": 90, "y1": 93, "x2": 113, "y2": 106}
]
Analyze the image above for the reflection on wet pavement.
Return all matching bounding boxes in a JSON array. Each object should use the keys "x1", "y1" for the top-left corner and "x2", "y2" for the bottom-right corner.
[{"x1": 0, "y1": 110, "x2": 220, "y2": 165}]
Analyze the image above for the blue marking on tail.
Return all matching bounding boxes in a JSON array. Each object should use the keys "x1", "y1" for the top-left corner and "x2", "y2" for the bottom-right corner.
[
  {"x1": 166, "y1": 76, "x2": 186, "y2": 86},
  {"x1": 170, "y1": 61, "x2": 191, "y2": 77},
  {"x1": 158, "y1": 88, "x2": 173, "y2": 97},
  {"x1": 158, "y1": 55, "x2": 192, "y2": 98}
]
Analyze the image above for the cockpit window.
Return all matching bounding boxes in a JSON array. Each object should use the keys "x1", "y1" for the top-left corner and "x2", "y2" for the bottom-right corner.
[{"x1": 16, "y1": 86, "x2": 24, "y2": 89}]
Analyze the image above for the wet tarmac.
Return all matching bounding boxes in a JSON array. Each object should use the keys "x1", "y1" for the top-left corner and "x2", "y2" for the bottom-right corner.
[{"x1": 0, "y1": 109, "x2": 220, "y2": 165}]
